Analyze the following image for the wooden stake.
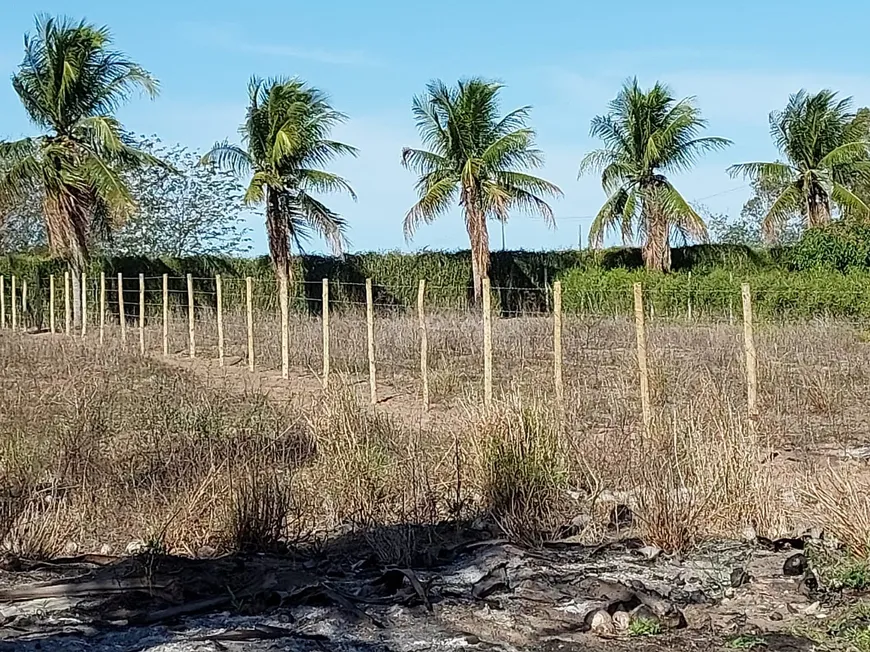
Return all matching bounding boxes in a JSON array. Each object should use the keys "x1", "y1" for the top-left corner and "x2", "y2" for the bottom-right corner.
[
  {"x1": 187, "y1": 273, "x2": 195, "y2": 358},
  {"x1": 553, "y1": 280, "x2": 564, "y2": 408},
  {"x1": 417, "y1": 279, "x2": 429, "y2": 412},
  {"x1": 322, "y1": 278, "x2": 330, "y2": 389},
  {"x1": 139, "y1": 273, "x2": 145, "y2": 355},
  {"x1": 728, "y1": 272, "x2": 735, "y2": 325},
  {"x1": 10, "y1": 276, "x2": 16, "y2": 332},
  {"x1": 245, "y1": 277, "x2": 254, "y2": 372},
  {"x1": 482, "y1": 277, "x2": 493, "y2": 408},
  {"x1": 117, "y1": 273, "x2": 125, "y2": 342},
  {"x1": 48, "y1": 275, "x2": 54, "y2": 333},
  {"x1": 21, "y1": 279, "x2": 27, "y2": 329},
  {"x1": 80, "y1": 273, "x2": 87, "y2": 338},
  {"x1": 633, "y1": 283, "x2": 652, "y2": 436},
  {"x1": 742, "y1": 283, "x2": 758, "y2": 422},
  {"x1": 279, "y1": 275, "x2": 289, "y2": 379},
  {"x1": 0, "y1": 275, "x2": 5, "y2": 329},
  {"x1": 65, "y1": 272, "x2": 71, "y2": 335},
  {"x1": 365, "y1": 278, "x2": 377, "y2": 404},
  {"x1": 162, "y1": 274, "x2": 169, "y2": 356},
  {"x1": 687, "y1": 271, "x2": 693, "y2": 321},
  {"x1": 99, "y1": 272, "x2": 106, "y2": 345},
  {"x1": 216, "y1": 274, "x2": 224, "y2": 367}
]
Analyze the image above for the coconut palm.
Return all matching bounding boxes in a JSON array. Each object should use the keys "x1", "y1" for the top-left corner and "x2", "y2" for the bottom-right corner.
[
  {"x1": 729, "y1": 90, "x2": 870, "y2": 237},
  {"x1": 0, "y1": 15, "x2": 161, "y2": 325},
  {"x1": 402, "y1": 78, "x2": 562, "y2": 299},
  {"x1": 580, "y1": 78, "x2": 731, "y2": 271},
  {"x1": 203, "y1": 77, "x2": 356, "y2": 289}
]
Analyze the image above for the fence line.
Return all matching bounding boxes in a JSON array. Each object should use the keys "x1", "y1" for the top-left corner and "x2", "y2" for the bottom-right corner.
[{"x1": 0, "y1": 271, "x2": 844, "y2": 424}]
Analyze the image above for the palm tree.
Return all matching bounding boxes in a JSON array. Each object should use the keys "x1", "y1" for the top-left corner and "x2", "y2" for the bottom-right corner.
[
  {"x1": 203, "y1": 77, "x2": 357, "y2": 289},
  {"x1": 579, "y1": 78, "x2": 731, "y2": 271},
  {"x1": 0, "y1": 15, "x2": 162, "y2": 325},
  {"x1": 402, "y1": 78, "x2": 562, "y2": 299},
  {"x1": 729, "y1": 90, "x2": 870, "y2": 237}
]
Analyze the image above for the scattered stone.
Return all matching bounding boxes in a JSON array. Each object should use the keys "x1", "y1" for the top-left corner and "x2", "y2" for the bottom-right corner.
[
  {"x1": 730, "y1": 567, "x2": 751, "y2": 588},
  {"x1": 635, "y1": 545, "x2": 662, "y2": 562},
  {"x1": 630, "y1": 604, "x2": 661, "y2": 627},
  {"x1": 62, "y1": 541, "x2": 79, "y2": 555},
  {"x1": 612, "y1": 610, "x2": 630, "y2": 631},
  {"x1": 783, "y1": 553, "x2": 807, "y2": 577},
  {"x1": 668, "y1": 586, "x2": 709, "y2": 605},
  {"x1": 741, "y1": 525, "x2": 758, "y2": 542},
  {"x1": 99, "y1": 544, "x2": 113, "y2": 555},
  {"x1": 471, "y1": 565, "x2": 509, "y2": 600},
  {"x1": 589, "y1": 609, "x2": 615, "y2": 637},
  {"x1": 803, "y1": 601, "x2": 821, "y2": 616},
  {"x1": 464, "y1": 635, "x2": 480, "y2": 645},
  {"x1": 798, "y1": 573, "x2": 819, "y2": 597},
  {"x1": 769, "y1": 611, "x2": 784, "y2": 622},
  {"x1": 125, "y1": 540, "x2": 146, "y2": 555},
  {"x1": 609, "y1": 504, "x2": 634, "y2": 529},
  {"x1": 197, "y1": 545, "x2": 217, "y2": 559}
]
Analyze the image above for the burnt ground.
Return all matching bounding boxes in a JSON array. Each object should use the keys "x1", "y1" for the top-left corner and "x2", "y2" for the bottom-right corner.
[{"x1": 0, "y1": 529, "x2": 834, "y2": 652}]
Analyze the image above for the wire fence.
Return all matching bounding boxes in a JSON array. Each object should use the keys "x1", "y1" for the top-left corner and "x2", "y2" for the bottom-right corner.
[{"x1": 3, "y1": 272, "x2": 870, "y2": 447}]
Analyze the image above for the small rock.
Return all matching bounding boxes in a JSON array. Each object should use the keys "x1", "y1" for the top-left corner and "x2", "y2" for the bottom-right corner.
[
  {"x1": 62, "y1": 541, "x2": 78, "y2": 556},
  {"x1": 609, "y1": 504, "x2": 634, "y2": 529},
  {"x1": 741, "y1": 525, "x2": 758, "y2": 542},
  {"x1": 804, "y1": 601, "x2": 821, "y2": 615},
  {"x1": 612, "y1": 610, "x2": 630, "y2": 631},
  {"x1": 630, "y1": 604, "x2": 660, "y2": 625},
  {"x1": 724, "y1": 587, "x2": 735, "y2": 599},
  {"x1": 783, "y1": 553, "x2": 807, "y2": 577},
  {"x1": 589, "y1": 609, "x2": 615, "y2": 636},
  {"x1": 798, "y1": 573, "x2": 819, "y2": 596},
  {"x1": 730, "y1": 567, "x2": 751, "y2": 588},
  {"x1": 464, "y1": 635, "x2": 480, "y2": 645},
  {"x1": 636, "y1": 545, "x2": 662, "y2": 562},
  {"x1": 99, "y1": 544, "x2": 113, "y2": 555},
  {"x1": 769, "y1": 611, "x2": 784, "y2": 622},
  {"x1": 125, "y1": 540, "x2": 146, "y2": 555},
  {"x1": 197, "y1": 545, "x2": 217, "y2": 558}
]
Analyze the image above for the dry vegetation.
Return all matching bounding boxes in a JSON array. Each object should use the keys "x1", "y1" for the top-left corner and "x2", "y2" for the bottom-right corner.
[{"x1": 1, "y1": 307, "x2": 870, "y2": 565}]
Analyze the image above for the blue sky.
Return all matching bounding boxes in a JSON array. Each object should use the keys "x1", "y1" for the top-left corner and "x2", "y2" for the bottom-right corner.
[{"x1": 3, "y1": 1, "x2": 870, "y2": 255}]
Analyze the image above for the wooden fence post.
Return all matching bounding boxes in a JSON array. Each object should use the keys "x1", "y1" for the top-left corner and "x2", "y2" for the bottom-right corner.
[
  {"x1": 117, "y1": 273, "x2": 125, "y2": 342},
  {"x1": 322, "y1": 278, "x2": 330, "y2": 389},
  {"x1": 365, "y1": 278, "x2": 377, "y2": 404},
  {"x1": 21, "y1": 280, "x2": 27, "y2": 330},
  {"x1": 187, "y1": 274, "x2": 195, "y2": 358},
  {"x1": 216, "y1": 274, "x2": 224, "y2": 367},
  {"x1": 553, "y1": 280, "x2": 564, "y2": 409},
  {"x1": 279, "y1": 275, "x2": 289, "y2": 379},
  {"x1": 99, "y1": 272, "x2": 106, "y2": 345},
  {"x1": 64, "y1": 272, "x2": 71, "y2": 335},
  {"x1": 10, "y1": 276, "x2": 16, "y2": 332},
  {"x1": 139, "y1": 274, "x2": 146, "y2": 355},
  {"x1": 0, "y1": 275, "x2": 5, "y2": 329},
  {"x1": 482, "y1": 277, "x2": 493, "y2": 408},
  {"x1": 80, "y1": 273, "x2": 87, "y2": 338},
  {"x1": 742, "y1": 284, "x2": 758, "y2": 423},
  {"x1": 162, "y1": 274, "x2": 169, "y2": 356},
  {"x1": 246, "y1": 277, "x2": 254, "y2": 372},
  {"x1": 417, "y1": 280, "x2": 429, "y2": 412},
  {"x1": 687, "y1": 271, "x2": 693, "y2": 321},
  {"x1": 633, "y1": 283, "x2": 652, "y2": 436},
  {"x1": 48, "y1": 275, "x2": 54, "y2": 333},
  {"x1": 728, "y1": 272, "x2": 735, "y2": 325}
]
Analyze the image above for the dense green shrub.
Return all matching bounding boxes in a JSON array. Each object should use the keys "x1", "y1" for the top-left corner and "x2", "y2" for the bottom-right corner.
[{"x1": 789, "y1": 222, "x2": 870, "y2": 271}]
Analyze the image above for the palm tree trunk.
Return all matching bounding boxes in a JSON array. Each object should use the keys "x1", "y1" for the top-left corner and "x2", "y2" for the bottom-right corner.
[
  {"x1": 807, "y1": 190, "x2": 832, "y2": 228},
  {"x1": 642, "y1": 207, "x2": 671, "y2": 272},
  {"x1": 45, "y1": 189, "x2": 89, "y2": 328},
  {"x1": 463, "y1": 192, "x2": 490, "y2": 302},
  {"x1": 265, "y1": 187, "x2": 292, "y2": 378}
]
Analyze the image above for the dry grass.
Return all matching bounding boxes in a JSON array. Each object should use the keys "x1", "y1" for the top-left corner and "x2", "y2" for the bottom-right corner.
[{"x1": 1, "y1": 308, "x2": 870, "y2": 558}]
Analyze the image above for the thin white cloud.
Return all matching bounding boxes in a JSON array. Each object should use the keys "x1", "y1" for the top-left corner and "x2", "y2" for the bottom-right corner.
[{"x1": 184, "y1": 23, "x2": 384, "y2": 68}]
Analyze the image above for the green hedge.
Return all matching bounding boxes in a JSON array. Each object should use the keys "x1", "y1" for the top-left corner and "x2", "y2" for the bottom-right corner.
[{"x1": 3, "y1": 241, "x2": 870, "y2": 321}]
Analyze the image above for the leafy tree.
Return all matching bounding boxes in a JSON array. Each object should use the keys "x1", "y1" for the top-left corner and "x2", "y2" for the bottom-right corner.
[
  {"x1": 728, "y1": 90, "x2": 870, "y2": 239},
  {"x1": 110, "y1": 136, "x2": 251, "y2": 256},
  {"x1": 402, "y1": 78, "x2": 562, "y2": 299},
  {"x1": 0, "y1": 15, "x2": 162, "y2": 325},
  {"x1": 0, "y1": 189, "x2": 45, "y2": 253},
  {"x1": 707, "y1": 175, "x2": 802, "y2": 246},
  {"x1": 202, "y1": 77, "x2": 356, "y2": 292},
  {"x1": 579, "y1": 78, "x2": 730, "y2": 271}
]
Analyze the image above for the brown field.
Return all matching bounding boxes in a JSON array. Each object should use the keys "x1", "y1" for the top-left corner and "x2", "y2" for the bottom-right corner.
[{"x1": 1, "y1": 306, "x2": 869, "y2": 561}]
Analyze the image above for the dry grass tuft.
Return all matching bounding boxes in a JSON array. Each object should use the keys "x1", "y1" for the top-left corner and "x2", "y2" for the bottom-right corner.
[
  {"x1": 223, "y1": 469, "x2": 294, "y2": 553},
  {"x1": 805, "y1": 469, "x2": 870, "y2": 558}
]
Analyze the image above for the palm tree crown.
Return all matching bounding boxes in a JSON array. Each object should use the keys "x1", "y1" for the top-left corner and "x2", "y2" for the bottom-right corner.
[
  {"x1": 402, "y1": 78, "x2": 562, "y2": 298},
  {"x1": 202, "y1": 77, "x2": 357, "y2": 285},
  {"x1": 728, "y1": 90, "x2": 870, "y2": 238},
  {"x1": 580, "y1": 78, "x2": 730, "y2": 271},
  {"x1": 0, "y1": 15, "x2": 161, "y2": 323}
]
